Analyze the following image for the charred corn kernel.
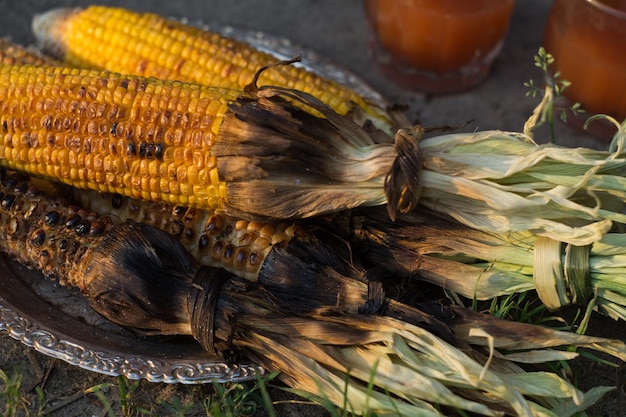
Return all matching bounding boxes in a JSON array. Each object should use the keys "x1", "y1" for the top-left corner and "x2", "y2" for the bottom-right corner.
[
  {"x1": 0, "y1": 64, "x2": 243, "y2": 211},
  {"x1": 33, "y1": 6, "x2": 394, "y2": 133},
  {"x1": 72, "y1": 188, "x2": 294, "y2": 280},
  {"x1": 0, "y1": 169, "x2": 115, "y2": 287},
  {"x1": 0, "y1": 38, "x2": 60, "y2": 66}
]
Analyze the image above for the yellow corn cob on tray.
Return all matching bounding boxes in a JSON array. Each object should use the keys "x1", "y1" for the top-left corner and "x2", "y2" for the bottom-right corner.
[
  {"x1": 0, "y1": 64, "x2": 417, "y2": 220},
  {"x1": 33, "y1": 5, "x2": 396, "y2": 134}
]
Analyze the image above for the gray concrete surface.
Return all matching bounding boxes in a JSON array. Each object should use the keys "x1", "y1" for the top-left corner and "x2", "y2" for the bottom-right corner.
[{"x1": 0, "y1": 1, "x2": 624, "y2": 416}]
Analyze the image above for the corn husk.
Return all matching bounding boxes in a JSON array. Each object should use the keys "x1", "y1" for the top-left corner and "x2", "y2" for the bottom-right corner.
[
  {"x1": 76, "y1": 222, "x2": 626, "y2": 416},
  {"x1": 239, "y1": 313, "x2": 614, "y2": 417},
  {"x1": 214, "y1": 83, "x2": 626, "y2": 246},
  {"x1": 352, "y1": 206, "x2": 626, "y2": 321},
  {"x1": 416, "y1": 125, "x2": 626, "y2": 246}
]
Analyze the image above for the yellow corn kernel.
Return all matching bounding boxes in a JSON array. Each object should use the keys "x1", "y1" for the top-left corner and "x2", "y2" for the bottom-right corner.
[
  {"x1": 33, "y1": 6, "x2": 394, "y2": 133},
  {"x1": 0, "y1": 64, "x2": 240, "y2": 211}
]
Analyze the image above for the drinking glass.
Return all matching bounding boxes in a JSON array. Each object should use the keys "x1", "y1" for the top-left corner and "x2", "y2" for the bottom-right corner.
[
  {"x1": 364, "y1": 0, "x2": 515, "y2": 94},
  {"x1": 543, "y1": 0, "x2": 626, "y2": 140}
]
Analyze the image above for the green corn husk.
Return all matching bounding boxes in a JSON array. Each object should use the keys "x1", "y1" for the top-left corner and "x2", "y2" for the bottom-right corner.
[
  {"x1": 205, "y1": 80, "x2": 626, "y2": 245},
  {"x1": 351, "y1": 205, "x2": 626, "y2": 321},
  {"x1": 416, "y1": 126, "x2": 626, "y2": 246}
]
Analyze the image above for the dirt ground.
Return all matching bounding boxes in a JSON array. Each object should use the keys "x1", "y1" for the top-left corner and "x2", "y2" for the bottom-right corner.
[{"x1": 1, "y1": 1, "x2": 625, "y2": 416}]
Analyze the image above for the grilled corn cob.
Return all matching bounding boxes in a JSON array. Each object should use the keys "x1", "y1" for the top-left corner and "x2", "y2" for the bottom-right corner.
[
  {"x1": 0, "y1": 169, "x2": 114, "y2": 287},
  {"x1": 33, "y1": 5, "x2": 396, "y2": 134},
  {"x1": 75, "y1": 189, "x2": 294, "y2": 281},
  {"x1": 0, "y1": 64, "x2": 416, "y2": 220},
  {"x1": 0, "y1": 64, "x2": 234, "y2": 208},
  {"x1": 0, "y1": 38, "x2": 60, "y2": 66}
]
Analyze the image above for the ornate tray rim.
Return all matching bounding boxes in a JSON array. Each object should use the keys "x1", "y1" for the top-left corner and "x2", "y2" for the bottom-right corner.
[{"x1": 0, "y1": 254, "x2": 261, "y2": 384}]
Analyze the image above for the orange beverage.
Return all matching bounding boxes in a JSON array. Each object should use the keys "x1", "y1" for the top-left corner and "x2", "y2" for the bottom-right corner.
[
  {"x1": 364, "y1": 0, "x2": 515, "y2": 93},
  {"x1": 543, "y1": 0, "x2": 626, "y2": 139}
]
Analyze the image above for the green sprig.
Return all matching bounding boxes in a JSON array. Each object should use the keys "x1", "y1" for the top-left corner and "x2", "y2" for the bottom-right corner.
[{"x1": 524, "y1": 47, "x2": 585, "y2": 142}]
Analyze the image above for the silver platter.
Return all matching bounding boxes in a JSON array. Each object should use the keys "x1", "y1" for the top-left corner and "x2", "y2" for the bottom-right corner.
[{"x1": 0, "y1": 24, "x2": 385, "y2": 384}]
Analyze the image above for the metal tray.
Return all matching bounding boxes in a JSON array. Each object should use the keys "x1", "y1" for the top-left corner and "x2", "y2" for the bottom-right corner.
[{"x1": 0, "y1": 24, "x2": 383, "y2": 383}]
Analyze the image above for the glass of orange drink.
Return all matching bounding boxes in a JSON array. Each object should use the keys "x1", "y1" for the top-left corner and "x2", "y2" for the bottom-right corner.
[
  {"x1": 543, "y1": 0, "x2": 626, "y2": 141},
  {"x1": 363, "y1": 0, "x2": 515, "y2": 94}
]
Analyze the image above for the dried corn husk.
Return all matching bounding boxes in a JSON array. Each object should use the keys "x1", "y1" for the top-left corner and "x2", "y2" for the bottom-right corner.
[
  {"x1": 415, "y1": 121, "x2": 626, "y2": 246},
  {"x1": 210, "y1": 82, "x2": 626, "y2": 244},
  {"x1": 80, "y1": 223, "x2": 620, "y2": 416}
]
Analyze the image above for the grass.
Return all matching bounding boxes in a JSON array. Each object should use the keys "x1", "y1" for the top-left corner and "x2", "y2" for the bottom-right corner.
[
  {"x1": 0, "y1": 367, "x2": 47, "y2": 417},
  {"x1": 0, "y1": 361, "x2": 494, "y2": 417},
  {"x1": 0, "y1": 359, "x2": 392, "y2": 417},
  {"x1": 0, "y1": 365, "x2": 285, "y2": 417},
  {"x1": 524, "y1": 46, "x2": 585, "y2": 143},
  {"x1": 0, "y1": 357, "x2": 341, "y2": 417}
]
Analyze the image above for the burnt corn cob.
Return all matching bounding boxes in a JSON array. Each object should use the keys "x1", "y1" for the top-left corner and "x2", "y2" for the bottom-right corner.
[
  {"x1": 33, "y1": 5, "x2": 396, "y2": 134},
  {"x1": 0, "y1": 65, "x2": 420, "y2": 220},
  {"x1": 75, "y1": 188, "x2": 294, "y2": 281},
  {"x1": 0, "y1": 169, "x2": 114, "y2": 287},
  {"x1": 71, "y1": 188, "x2": 379, "y2": 312},
  {"x1": 0, "y1": 169, "x2": 417, "y2": 325},
  {"x1": 0, "y1": 168, "x2": 201, "y2": 333}
]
